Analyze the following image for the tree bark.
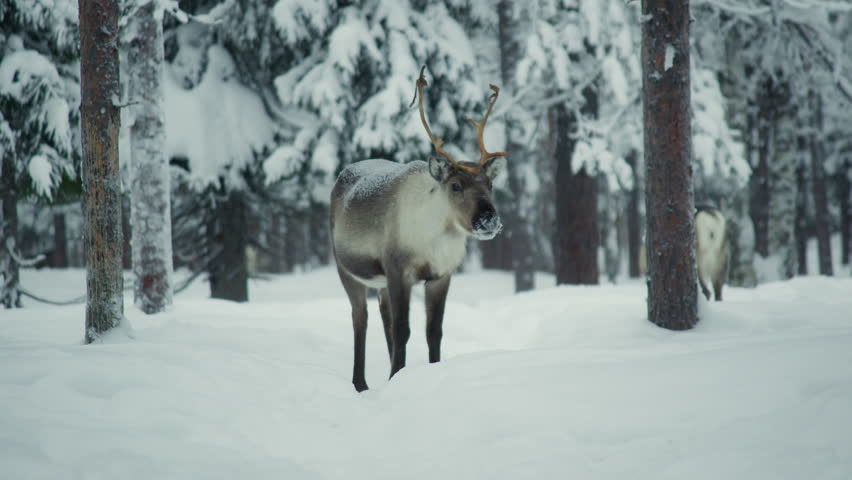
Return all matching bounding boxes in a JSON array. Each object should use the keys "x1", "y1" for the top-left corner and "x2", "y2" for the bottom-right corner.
[
  {"x1": 128, "y1": 0, "x2": 174, "y2": 313},
  {"x1": 839, "y1": 158, "x2": 851, "y2": 266},
  {"x1": 795, "y1": 159, "x2": 809, "y2": 276},
  {"x1": 553, "y1": 102, "x2": 599, "y2": 285},
  {"x1": 768, "y1": 83, "x2": 798, "y2": 280},
  {"x1": 52, "y1": 212, "x2": 68, "y2": 268},
  {"x1": 209, "y1": 189, "x2": 248, "y2": 302},
  {"x1": 750, "y1": 79, "x2": 772, "y2": 259},
  {"x1": 79, "y1": 0, "x2": 124, "y2": 342},
  {"x1": 808, "y1": 93, "x2": 832, "y2": 276},
  {"x1": 626, "y1": 150, "x2": 642, "y2": 278},
  {"x1": 1, "y1": 148, "x2": 21, "y2": 308},
  {"x1": 641, "y1": 0, "x2": 697, "y2": 330},
  {"x1": 497, "y1": 0, "x2": 534, "y2": 292}
]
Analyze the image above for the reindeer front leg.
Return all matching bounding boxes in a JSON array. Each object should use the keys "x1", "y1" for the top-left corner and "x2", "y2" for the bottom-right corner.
[
  {"x1": 385, "y1": 263, "x2": 413, "y2": 379},
  {"x1": 425, "y1": 275, "x2": 451, "y2": 363}
]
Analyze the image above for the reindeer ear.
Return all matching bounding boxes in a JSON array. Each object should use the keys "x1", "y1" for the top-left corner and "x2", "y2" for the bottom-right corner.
[
  {"x1": 428, "y1": 156, "x2": 451, "y2": 183},
  {"x1": 482, "y1": 156, "x2": 505, "y2": 181}
]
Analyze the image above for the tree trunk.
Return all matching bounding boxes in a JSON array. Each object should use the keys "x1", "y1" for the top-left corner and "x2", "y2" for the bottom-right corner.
[
  {"x1": 1, "y1": 149, "x2": 21, "y2": 308},
  {"x1": 750, "y1": 79, "x2": 772, "y2": 259},
  {"x1": 497, "y1": 0, "x2": 534, "y2": 292},
  {"x1": 767, "y1": 84, "x2": 797, "y2": 280},
  {"x1": 121, "y1": 194, "x2": 132, "y2": 269},
  {"x1": 79, "y1": 0, "x2": 124, "y2": 342},
  {"x1": 839, "y1": 158, "x2": 851, "y2": 266},
  {"x1": 209, "y1": 190, "x2": 248, "y2": 302},
  {"x1": 808, "y1": 93, "x2": 832, "y2": 276},
  {"x1": 52, "y1": 212, "x2": 68, "y2": 268},
  {"x1": 553, "y1": 104, "x2": 599, "y2": 284},
  {"x1": 795, "y1": 159, "x2": 809, "y2": 276},
  {"x1": 128, "y1": 0, "x2": 174, "y2": 313},
  {"x1": 641, "y1": 0, "x2": 697, "y2": 330},
  {"x1": 626, "y1": 150, "x2": 642, "y2": 278}
]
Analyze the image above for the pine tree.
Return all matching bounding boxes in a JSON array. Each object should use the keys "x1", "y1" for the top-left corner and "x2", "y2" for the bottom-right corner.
[{"x1": 0, "y1": 2, "x2": 80, "y2": 307}]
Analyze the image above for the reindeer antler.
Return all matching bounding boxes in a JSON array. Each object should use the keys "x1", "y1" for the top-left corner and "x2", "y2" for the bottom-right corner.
[
  {"x1": 413, "y1": 66, "x2": 479, "y2": 174},
  {"x1": 466, "y1": 84, "x2": 509, "y2": 168},
  {"x1": 412, "y1": 67, "x2": 509, "y2": 174}
]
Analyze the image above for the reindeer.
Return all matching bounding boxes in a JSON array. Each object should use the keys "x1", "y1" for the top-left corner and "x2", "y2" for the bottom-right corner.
[
  {"x1": 638, "y1": 206, "x2": 729, "y2": 301},
  {"x1": 695, "y1": 205, "x2": 729, "y2": 301},
  {"x1": 330, "y1": 69, "x2": 507, "y2": 392}
]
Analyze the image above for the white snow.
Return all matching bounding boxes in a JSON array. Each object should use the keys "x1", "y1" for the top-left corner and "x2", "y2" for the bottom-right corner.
[
  {"x1": 26, "y1": 152, "x2": 55, "y2": 199},
  {"x1": 664, "y1": 44, "x2": 676, "y2": 71},
  {"x1": 163, "y1": 45, "x2": 275, "y2": 189},
  {"x1": 3, "y1": 265, "x2": 851, "y2": 479}
]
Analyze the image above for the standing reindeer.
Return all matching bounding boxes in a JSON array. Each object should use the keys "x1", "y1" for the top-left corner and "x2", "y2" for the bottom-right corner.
[{"x1": 330, "y1": 69, "x2": 507, "y2": 392}]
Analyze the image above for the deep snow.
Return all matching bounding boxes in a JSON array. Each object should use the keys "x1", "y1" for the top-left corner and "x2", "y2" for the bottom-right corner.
[{"x1": 2, "y1": 266, "x2": 851, "y2": 479}]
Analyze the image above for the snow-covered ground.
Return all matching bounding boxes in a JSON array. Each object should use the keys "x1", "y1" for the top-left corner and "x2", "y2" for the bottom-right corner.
[{"x1": 2, "y1": 266, "x2": 851, "y2": 479}]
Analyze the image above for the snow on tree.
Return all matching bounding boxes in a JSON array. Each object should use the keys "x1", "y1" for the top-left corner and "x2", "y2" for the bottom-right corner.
[
  {"x1": 124, "y1": 0, "x2": 174, "y2": 314},
  {"x1": 0, "y1": 20, "x2": 78, "y2": 307},
  {"x1": 269, "y1": 1, "x2": 485, "y2": 203},
  {"x1": 159, "y1": 11, "x2": 280, "y2": 301},
  {"x1": 78, "y1": 0, "x2": 124, "y2": 342},
  {"x1": 515, "y1": 0, "x2": 642, "y2": 284},
  {"x1": 693, "y1": 0, "x2": 852, "y2": 281}
]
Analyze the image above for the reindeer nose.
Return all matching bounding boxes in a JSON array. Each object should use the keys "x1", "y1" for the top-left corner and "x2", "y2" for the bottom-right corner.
[{"x1": 472, "y1": 201, "x2": 502, "y2": 239}]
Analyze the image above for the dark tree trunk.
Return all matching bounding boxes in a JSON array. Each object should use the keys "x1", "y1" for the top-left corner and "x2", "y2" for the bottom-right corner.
[
  {"x1": 553, "y1": 102, "x2": 599, "y2": 285},
  {"x1": 808, "y1": 94, "x2": 832, "y2": 276},
  {"x1": 209, "y1": 190, "x2": 248, "y2": 302},
  {"x1": 641, "y1": 0, "x2": 697, "y2": 330},
  {"x1": 626, "y1": 150, "x2": 642, "y2": 278},
  {"x1": 839, "y1": 158, "x2": 851, "y2": 266},
  {"x1": 1, "y1": 149, "x2": 21, "y2": 308},
  {"x1": 750, "y1": 78, "x2": 774, "y2": 259},
  {"x1": 497, "y1": 0, "x2": 534, "y2": 292},
  {"x1": 121, "y1": 195, "x2": 132, "y2": 269},
  {"x1": 480, "y1": 233, "x2": 513, "y2": 270},
  {"x1": 52, "y1": 212, "x2": 68, "y2": 268},
  {"x1": 795, "y1": 160, "x2": 809, "y2": 276},
  {"x1": 79, "y1": 0, "x2": 124, "y2": 342}
]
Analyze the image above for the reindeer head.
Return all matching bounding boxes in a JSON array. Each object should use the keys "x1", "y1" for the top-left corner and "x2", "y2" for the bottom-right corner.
[{"x1": 413, "y1": 67, "x2": 507, "y2": 240}]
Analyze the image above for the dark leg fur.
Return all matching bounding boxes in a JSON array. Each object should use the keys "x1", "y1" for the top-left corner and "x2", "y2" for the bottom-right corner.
[
  {"x1": 425, "y1": 276, "x2": 451, "y2": 363},
  {"x1": 378, "y1": 288, "x2": 393, "y2": 360},
  {"x1": 337, "y1": 267, "x2": 369, "y2": 392},
  {"x1": 386, "y1": 267, "x2": 412, "y2": 379}
]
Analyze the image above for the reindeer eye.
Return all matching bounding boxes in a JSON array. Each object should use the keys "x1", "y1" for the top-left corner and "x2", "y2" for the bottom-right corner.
[{"x1": 451, "y1": 182, "x2": 462, "y2": 192}]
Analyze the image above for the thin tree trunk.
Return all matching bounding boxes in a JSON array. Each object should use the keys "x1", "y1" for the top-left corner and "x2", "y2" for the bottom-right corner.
[
  {"x1": 52, "y1": 212, "x2": 68, "y2": 268},
  {"x1": 768, "y1": 83, "x2": 798, "y2": 280},
  {"x1": 809, "y1": 93, "x2": 832, "y2": 276},
  {"x1": 751, "y1": 84, "x2": 771, "y2": 259},
  {"x1": 497, "y1": 0, "x2": 534, "y2": 292},
  {"x1": 128, "y1": 0, "x2": 174, "y2": 313},
  {"x1": 121, "y1": 194, "x2": 132, "y2": 269},
  {"x1": 1, "y1": 149, "x2": 21, "y2": 308},
  {"x1": 839, "y1": 158, "x2": 851, "y2": 266},
  {"x1": 795, "y1": 159, "x2": 809, "y2": 276},
  {"x1": 626, "y1": 150, "x2": 642, "y2": 278},
  {"x1": 641, "y1": 0, "x2": 697, "y2": 330},
  {"x1": 209, "y1": 190, "x2": 248, "y2": 302},
  {"x1": 79, "y1": 0, "x2": 124, "y2": 342}
]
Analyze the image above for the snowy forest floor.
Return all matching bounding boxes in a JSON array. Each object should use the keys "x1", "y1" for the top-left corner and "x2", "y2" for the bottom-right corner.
[{"x1": 2, "y1": 264, "x2": 852, "y2": 479}]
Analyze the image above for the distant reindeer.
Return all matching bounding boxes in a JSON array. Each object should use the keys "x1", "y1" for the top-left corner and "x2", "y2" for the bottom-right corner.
[
  {"x1": 695, "y1": 205, "x2": 729, "y2": 301},
  {"x1": 330, "y1": 69, "x2": 508, "y2": 392},
  {"x1": 637, "y1": 206, "x2": 729, "y2": 301}
]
